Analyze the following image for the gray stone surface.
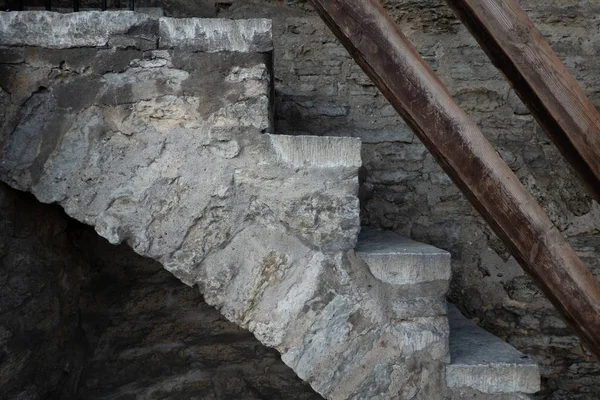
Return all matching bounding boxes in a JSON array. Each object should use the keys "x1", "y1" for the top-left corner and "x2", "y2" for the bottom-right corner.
[
  {"x1": 446, "y1": 388, "x2": 534, "y2": 400},
  {"x1": 0, "y1": 8, "x2": 548, "y2": 400},
  {"x1": 0, "y1": 183, "x2": 84, "y2": 400},
  {"x1": 141, "y1": 0, "x2": 216, "y2": 18},
  {"x1": 0, "y1": 13, "x2": 448, "y2": 399},
  {"x1": 0, "y1": 0, "x2": 215, "y2": 16},
  {"x1": 214, "y1": 3, "x2": 600, "y2": 398},
  {"x1": 0, "y1": 11, "x2": 271, "y2": 53},
  {"x1": 357, "y1": 228, "x2": 451, "y2": 286},
  {"x1": 356, "y1": 228, "x2": 451, "y2": 321},
  {"x1": 134, "y1": 7, "x2": 165, "y2": 17},
  {"x1": 159, "y1": 17, "x2": 272, "y2": 52},
  {"x1": 0, "y1": 11, "x2": 151, "y2": 48},
  {"x1": 0, "y1": 182, "x2": 323, "y2": 400},
  {"x1": 447, "y1": 304, "x2": 540, "y2": 395}
]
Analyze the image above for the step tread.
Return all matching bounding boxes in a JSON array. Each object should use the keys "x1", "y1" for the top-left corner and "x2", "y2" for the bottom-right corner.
[
  {"x1": 447, "y1": 304, "x2": 540, "y2": 394},
  {"x1": 355, "y1": 228, "x2": 451, "y2": 286},
  {"x1": 357, "y1": 228, "x2": 450, "y2": 256}
]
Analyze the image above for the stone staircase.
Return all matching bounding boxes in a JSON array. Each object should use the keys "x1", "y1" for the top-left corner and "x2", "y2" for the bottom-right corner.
[
  {"x1": 0, "y1": 11, "x2": 539, "y2": 399},
  {"x1": 356, "y1": 230, "x2": 539, "y2": 399}
]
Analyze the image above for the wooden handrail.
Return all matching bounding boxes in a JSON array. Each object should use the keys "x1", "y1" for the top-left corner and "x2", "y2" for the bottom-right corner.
[
  {"x1": 308, "y1": 0, "x2": 600, "y2": 361},
  {"x1": 444, "y1": 0, "x2": 600, "y2": 204}
]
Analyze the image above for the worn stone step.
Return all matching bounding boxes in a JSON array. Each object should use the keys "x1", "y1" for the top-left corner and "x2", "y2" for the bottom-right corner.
[
  {"x1": 20, "y1": 7, "x2": 165, "y2": 17},
  {"x1": 446, "y1": 304, "x2": 540, "y2": 395},
  {"x1": 356, "y1": 228, "x2": 452, "y2": 297}
]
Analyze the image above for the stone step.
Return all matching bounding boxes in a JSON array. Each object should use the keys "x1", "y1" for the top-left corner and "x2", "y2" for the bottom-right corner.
[
  {"x1": 356, "y1": 228, "x2": 452, "y2": 286},
  {"x1": 446, "y1": 304, "x2": 540, "y2": 396},
  {"x1": 20, "y1": 7, "x2": 165, "y2": 17},
  {"x1": 355, "y1": 229, "x2": 451, "y2": 321}
]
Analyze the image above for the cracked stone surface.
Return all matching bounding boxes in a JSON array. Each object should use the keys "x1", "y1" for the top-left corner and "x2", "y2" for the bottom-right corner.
[{"x1": 0, "y1": 11, "x2": 450, "y2": 399}]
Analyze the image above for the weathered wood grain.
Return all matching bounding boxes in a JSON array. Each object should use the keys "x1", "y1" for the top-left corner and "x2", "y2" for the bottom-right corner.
[
  {"x1": 307, "y1": 0, "x2": 600, "y2": 361},
  {"x1": 445, "y1": 0, "x2": 600, "y2": 203}
]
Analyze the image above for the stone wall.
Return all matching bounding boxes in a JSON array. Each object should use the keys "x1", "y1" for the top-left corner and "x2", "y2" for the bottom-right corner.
[
  {"x1": 0, "y1": 183, "x2": 84, "y2": 399},
  {"x1": 1, "y1": 11, "x2": 456, "y2": 399},
  {"x1": 1, "y1": 2, "x2": 599, "y2": 398},
  {"x1": 0, "y1": 182, "x2": 321, "y2": 399},
  {"x1": 212, "y1": 1, "x2": 600, "y2": 399}
]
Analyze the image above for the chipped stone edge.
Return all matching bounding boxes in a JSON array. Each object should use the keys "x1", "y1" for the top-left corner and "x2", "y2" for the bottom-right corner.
[
  {"x1": 0, "y1": 11, "x2": 150, "y2": 48},
  {"x1": 446, "y1": 304, "x2": 541, "y2": 394},
  {"x1": 158, "y1": 17, "x2": 273, "y2": 53},
  {"x1": 446, "y1": 363, "x2": 541, "y2": 395},
  {"x1": 356, "y1": 228, "x2": 452, "y2": 285},
  {"x1": 268, "y1": 135, "x2": 362, "y2": 169},
  {"x1": 0, "y1": 11, "x2": 272, "y2": 53}
]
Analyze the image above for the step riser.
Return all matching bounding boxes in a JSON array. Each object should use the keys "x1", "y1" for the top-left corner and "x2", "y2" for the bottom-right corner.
[{"x1": 447, "y1": 304, "x2": 540, "y2": 395}]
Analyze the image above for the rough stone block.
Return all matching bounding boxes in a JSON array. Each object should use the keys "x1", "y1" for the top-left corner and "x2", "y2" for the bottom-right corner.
[
  {"x1": 0, "y1": 11, "x2": 151, "y2": 48},
  {"x1": 356, "y1": 228, "x2": 451, "y2": 287},
  {"x1": 158, "y1": 17, "x2": 272, "y2": 52},
  {"x1": 269, "y1": 135, "x2": 361, "y2": 168},
  {"x1": 446, "y1": 304, "x2": 540, "y2": 394},
  {"x1": 0, "y1": 11, "x2": 271, "y2": 53}
]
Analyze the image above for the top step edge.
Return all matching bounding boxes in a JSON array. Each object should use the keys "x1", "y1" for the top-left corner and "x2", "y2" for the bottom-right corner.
[
  {"x1": 0, "y1": 11, "x2": 272, "y2": 52},
  {"x1": 268, "y1": 134, "x2": 362, "y2": 169},
  {"x1": 356, "y1": 227, "x2": 451, "y2": 256},
  {"x1": 159, "y1": 17, "x2": 272, "y2": 52},
  {"x1": 14, "y1": 7, "x2": 165, "y2": 17}
]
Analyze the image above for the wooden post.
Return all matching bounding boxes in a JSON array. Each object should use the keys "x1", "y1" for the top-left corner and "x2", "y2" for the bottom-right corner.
[
  {"x1": 444, "y1": 0, "x2": 600, "y2": 203},
  {"x1": 308, "y1": 0, "x2": 600, "y2": 361}
]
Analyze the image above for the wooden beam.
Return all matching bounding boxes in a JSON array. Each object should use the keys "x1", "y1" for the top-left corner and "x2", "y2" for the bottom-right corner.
[
  {"x1": 444, "y1": 0, "x2": 600, "y2": 203},
  {"x1": 308, "y1": 0, "x2": 600, "y2": 360}
]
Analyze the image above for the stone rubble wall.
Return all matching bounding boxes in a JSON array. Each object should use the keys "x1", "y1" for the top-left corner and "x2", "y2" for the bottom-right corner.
[
  {"x1": 210, "y1": 1, "x2": 600, "y2": 399},
  {"x1": 0, "y1": 11, "x2": 450, "y2": 399},
  {"x1": 0, "y1": 183, "x2": 84, "y2": 399},
  {"x1": 0, "y1": 182, "x2": 322, "y2": 400}
]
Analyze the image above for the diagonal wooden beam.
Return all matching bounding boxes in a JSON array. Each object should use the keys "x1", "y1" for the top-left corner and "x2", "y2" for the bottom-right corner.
[
  {"x1": 307, "y1": 0, "x2": 600, "y2": 361},
  {"x1": 444, "y1": 0, "x2": 600, "y2": 203}
]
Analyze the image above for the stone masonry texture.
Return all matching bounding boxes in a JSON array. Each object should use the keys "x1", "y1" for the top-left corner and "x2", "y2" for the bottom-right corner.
[
  {"x1": 0, "y1": 182, "x2": 322, "y2": 400},
  {"x1": 210, "y1": 1, "x2": 600, "y2": 399},
  {"x1": 0, "y1": 2, "x2": 596, "y2": 398},
  {"x1": 0, "y1": 11, "x2": 452, "y2": 399}
]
